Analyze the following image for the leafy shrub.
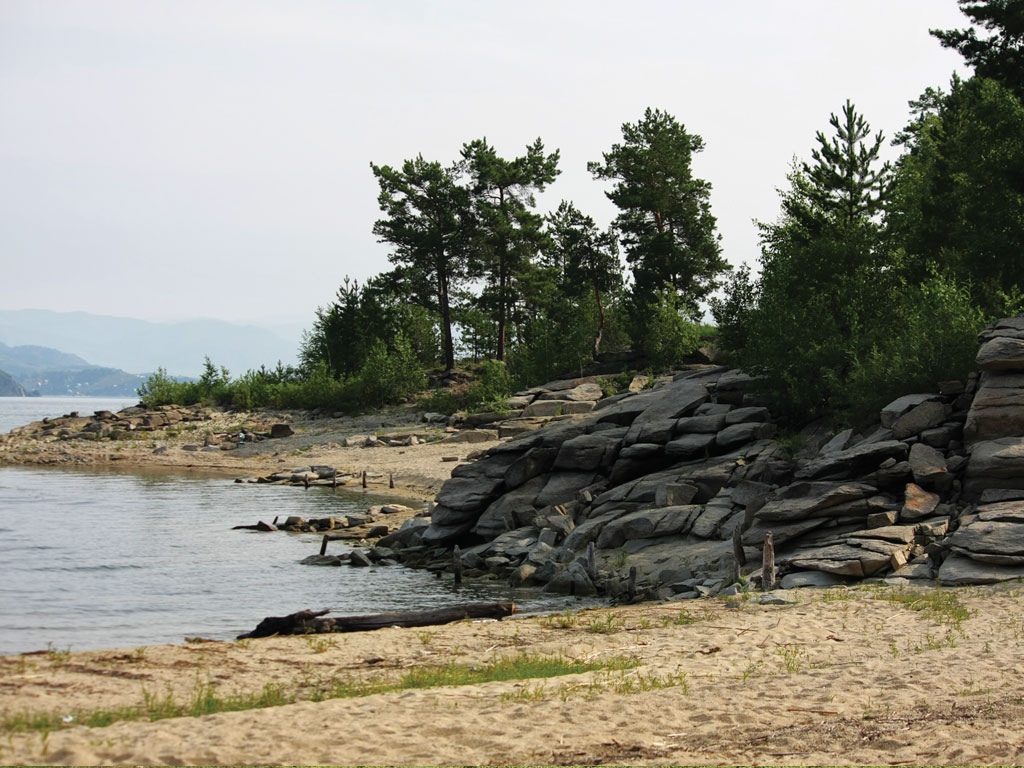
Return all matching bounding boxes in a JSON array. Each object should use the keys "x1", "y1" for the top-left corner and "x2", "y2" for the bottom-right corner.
[
  {"x1": 355, "y1": 334, "x2": 426, "y2": 408},
  {"x1": 842, "y1": 271, "x2": 985, "y2": 424},
  {"x1": 465, "y1": 360, "x2": 512, "y2": 412},
  {"x1": 630, "y1": 286, "x2": 705, "y2": 370}
]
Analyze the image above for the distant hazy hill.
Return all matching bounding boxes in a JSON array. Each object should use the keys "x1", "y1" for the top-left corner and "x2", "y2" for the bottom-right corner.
[
  {"x1": 0, "y1": 369, "x2": 26, "y2": 397},
  {"x1": 0, "y1": 310, "x2": 300, "y2": 378},
  {"x1": 0, "y1": 341, "x2": 91, "y2": 378}
]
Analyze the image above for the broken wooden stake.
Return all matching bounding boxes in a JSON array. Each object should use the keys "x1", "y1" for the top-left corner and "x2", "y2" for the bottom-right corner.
[
  {"x1": 361, "y1": 470, "x2": 367, "y2": 489},
  {"x1": 453, "y1": 545, "x2": 463, "y2": 585},
  {"x1": 762, "y1": 531, "x2": 776, "y2": 591},
  {"x1": 320, "y1": 535, "x2": 329, "y2": 556},
  {"x1": 389, "y1": 472, "x2": 394, "y2": 489}
]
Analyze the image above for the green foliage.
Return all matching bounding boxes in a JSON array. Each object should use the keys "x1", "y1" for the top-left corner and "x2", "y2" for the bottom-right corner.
[
  {"x1": 843, "y1": 271, "x2": 986, "y2": 423},
  {"x1": 354, "y1": 334, "x2": 427, "y2": 408},
  {"x1": 462, "y1": 137, "x2": 561, "y2": 361},
  {"x1": 464, "y1": 359, "x2": 512, "y2": 412},
  {"x1": 589, "y1": 107, "x2": 729, "y2": 315},
  {"x1": 371, "y1": 155, "x2": 472, "y2": 370},
  {"x1": 888, "y1": 75, "x2": 1024, "y2": 315},
  {"x1": 931, "y1": 0, "x2": 1024, "y2": 99},
  {"x1": 629, "y1": 285, "x2": 705, "y2": 371},
  {"x1": 137, "y1": 368, "x2": 197, "y2": 407}
]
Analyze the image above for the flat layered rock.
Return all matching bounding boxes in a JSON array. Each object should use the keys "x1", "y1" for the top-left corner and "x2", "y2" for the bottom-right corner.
[
  {"x1": 949, "y1": 519, "x2": 1024, "y2": 561},
  {"x1": 795, "y1": 440, "x2": 909, "y2": 481},
  {"x1": 965, "y1": 437, "x2": 1024, "y2": 495},
  {"x1": 782, "y1": 542, "x2": 895, "y2": 579},
  {"x1": 536, "y1": 382, "x2": 605, "y2": 402},
  {"x1": 880, "y1": 394, "x2": 942, "y2": 429},
  {"x1": 755, "y1": 481, "x2": 876, "y2": 522},
  {"x1": 594, "y1": 505, "x2": 703, "y2": 549},
  {"x1": 976, "y1": 336, "x2": 1024, "y2": 371},
  {"x1": 964, "y1": 372, "x2": 1024, "y2": 443},
  {"x1": 938, "y1": 552, "x2": 1024, "y2": 585},
  {"x1": 435, "y1": 475, "x2": 505, "y2": 512},
  {"x1": 553, "y1": 433, "x2": 622, "y2": 471},
  {"x1": 628, "y1": 378, "x2": 709, "y2": 426}
]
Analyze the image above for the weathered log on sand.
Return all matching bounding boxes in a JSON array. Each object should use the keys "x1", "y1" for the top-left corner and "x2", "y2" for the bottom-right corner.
[{"x1": 237, "y1": 602, "x2": 516, "y2": 639}]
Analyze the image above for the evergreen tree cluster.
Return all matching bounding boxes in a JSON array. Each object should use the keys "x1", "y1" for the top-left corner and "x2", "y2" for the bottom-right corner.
[
  {"x1": 713, "y1": 0, "x2": 1024, "y2": 425},
  {"x1": 301, "y1": 112, "x2": 727, "y2": 401}
]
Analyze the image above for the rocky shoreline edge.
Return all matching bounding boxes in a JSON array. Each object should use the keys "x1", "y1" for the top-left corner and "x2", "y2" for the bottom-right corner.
[{"x1": 6, "y1": 315, "x2": 1024, "y2": 607}]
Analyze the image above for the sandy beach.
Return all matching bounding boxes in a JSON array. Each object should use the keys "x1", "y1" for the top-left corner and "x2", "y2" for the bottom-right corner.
[
  {"x1": 4, "y1": 408, "x2": 1024, "y2": 765},
  {"x1": 0, "y1": 581, "x2": 1022, "y2": 765}
]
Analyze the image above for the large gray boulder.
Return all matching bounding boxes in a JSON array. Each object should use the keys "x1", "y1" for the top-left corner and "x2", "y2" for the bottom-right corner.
[
  {"x1": 554, "y1": 433, "x2": 622, "y2": 471},
  {"x1": 535, "y1": 471, "x2": 598, "y2": 507},
  {"x1": 880, "y1": 394, "x2": 942, "y2": 429},
  {"x1": 891, "y1": 401, "x2": 950, "y2": 440},
  {"x1": 472, "y1": 476, "x2": 547, "y2": 539}
]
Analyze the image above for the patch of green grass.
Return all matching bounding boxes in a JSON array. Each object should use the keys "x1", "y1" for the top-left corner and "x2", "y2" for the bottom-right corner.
[
  {"x1": 304, "y1": 635, "x2": 337, "y2": 654},
  {"x1": 586, "y1": 612, "x2": 624, "y2": 634},
  {"x1": 872, "y1": 586, "x2": 972, "y2": 632},
  {"x1": 1, "y1": 653, "x2": 638, "y2": 734},
  {"x1": 662, "y1": 607, "x2": 712, "y2": 627},
  {"x1": 776, "y1": 643, "x2": 807, "y2": 673},
  {"x1": 2, "y1": 678, "x2": 292, "y2": 734},
  {"x1": 539, "y1": 609, "x2": 579, "y2": 629}
]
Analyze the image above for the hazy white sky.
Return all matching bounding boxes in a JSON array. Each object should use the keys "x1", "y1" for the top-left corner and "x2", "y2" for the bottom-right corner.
[{"x1": 0, "y1": 1, "x2": 969, "y2": 327}]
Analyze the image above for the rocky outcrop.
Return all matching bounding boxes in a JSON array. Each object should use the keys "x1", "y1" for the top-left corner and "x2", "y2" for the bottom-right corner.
[{"x1": 386, "y1": 313, "x2": 1024, "y2": 597}]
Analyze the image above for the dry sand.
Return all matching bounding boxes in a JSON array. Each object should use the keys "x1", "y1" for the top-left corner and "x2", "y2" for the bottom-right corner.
[{"x1": 2, "y1": 583, "x2": 1024, "y2": 766}]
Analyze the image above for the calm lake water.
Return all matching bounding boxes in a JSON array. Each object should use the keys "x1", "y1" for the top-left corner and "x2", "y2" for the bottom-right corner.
[{"x1": 0, "y1": 399, "x2": 579, "y2": 654}]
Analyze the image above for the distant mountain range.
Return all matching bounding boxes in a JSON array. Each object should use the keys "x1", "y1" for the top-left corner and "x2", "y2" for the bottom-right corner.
[
  {"x1": 0, "y1": 341, "x2": 147, "y2": 397},
  {"x1": 0, "y1": 310, "x2": 302, "y2": 378}
]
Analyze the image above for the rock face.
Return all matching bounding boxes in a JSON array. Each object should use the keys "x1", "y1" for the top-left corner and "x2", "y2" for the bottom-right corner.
[{"x1": 384, "y1": 313, "x2": 1024, "y2": 595}]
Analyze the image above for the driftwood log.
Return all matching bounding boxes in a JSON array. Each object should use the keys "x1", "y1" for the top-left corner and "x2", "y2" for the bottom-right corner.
[{"x1": 237, "y1": 601, "x2": 516, "y2": 639}]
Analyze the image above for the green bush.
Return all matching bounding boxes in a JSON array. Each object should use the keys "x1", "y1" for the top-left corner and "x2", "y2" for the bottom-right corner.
[
  {"x1": 842, "y1": 271, "x2": 985, "y2": 424},
  {"x1": 465, "y1": 360, "x2": 512, "y2": 412},
  {"x1": 355, "y1": 334, "x2": 426, "y2": 408},
  {"x1": 630, "y1": 286, "x2": 705, "y2": 371}
]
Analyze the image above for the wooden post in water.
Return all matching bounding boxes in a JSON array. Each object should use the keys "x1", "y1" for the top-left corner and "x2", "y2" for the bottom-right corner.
[
  {"x1": 453, "y1": 545, "x2": 463, "y2": 585},
  {"x1": 320, "y1": 535, "x2": 329, "y2": 556},
  {"x1": 762, "y1": 532, "x2": 776, "y2": 591},
  {"x1": 362, "y1": 470, "x2": 367, "y2": 489},
  {"x1": 389, "y1": 473, "x2": 394, "y2": 489},
  {"x1": 272, "y1": 515, "x2": 279, "y2": 526}
]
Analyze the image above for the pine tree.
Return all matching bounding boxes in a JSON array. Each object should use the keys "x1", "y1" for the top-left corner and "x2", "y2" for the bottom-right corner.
[
  {"x1": 932, "y1": 0, "x2": 1024, "y2": 98},
  {"x1": 588, "y1": 108, "x2": 727, "y2": 316}
]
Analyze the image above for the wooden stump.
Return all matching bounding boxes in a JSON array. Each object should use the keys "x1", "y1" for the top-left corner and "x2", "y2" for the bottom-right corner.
[{"x1": 762, "y1": 531, "x2": 776, "y2": 591}]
